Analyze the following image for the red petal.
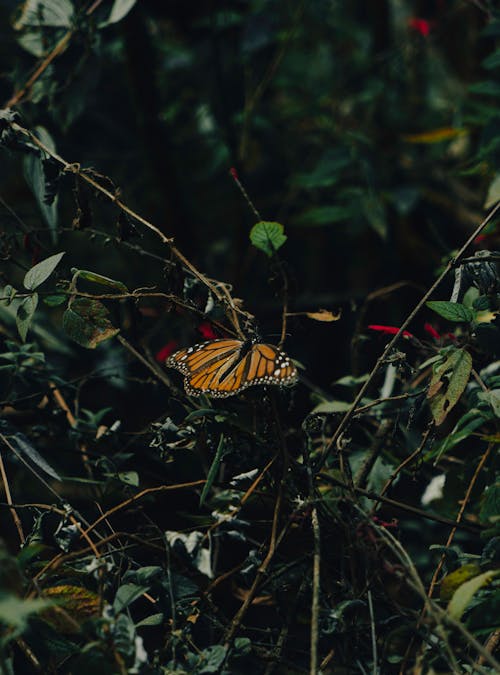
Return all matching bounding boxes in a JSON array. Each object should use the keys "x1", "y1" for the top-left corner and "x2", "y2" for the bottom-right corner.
[
  {"x1": 197, "y1": 322, "x2": 218, "y2": 339},
  {"x1": 155, "y1": 340, "x2": 178, "y2": 362},
  {"x1": 424, "y1": 323, "x2": 441, "y2": 340},
  {"x1": 408, "y1": 17, "x2": 431, "y2": 37},
  {"x1": 368, "y1": 325, "x2": 414, "y2": 338}
]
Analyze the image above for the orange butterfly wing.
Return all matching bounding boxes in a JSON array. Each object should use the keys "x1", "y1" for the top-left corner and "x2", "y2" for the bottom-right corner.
[{"x1": 165, "y1": 339, "x2": 298, "y2": 398}]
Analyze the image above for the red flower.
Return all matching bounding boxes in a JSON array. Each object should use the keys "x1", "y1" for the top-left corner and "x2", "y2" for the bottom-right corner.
[
  {"x1": 229, "y1": 167, "x2": 239, "y2": 180},
  {"x1": 424, "y1": 323, "x2": 441, "y2": 340},
  {"x1": 197, "y1": 322, "x2": 218, "y2": 339},
  {"x1": 155, "y1": 340, "x2": 178, "y2": 362},
  {"x1": 408, "y1": 17, "x2": 432, "y2": 37},
  {"x1": 474, "y1": 234, "x2": 487, "y2": 244},
  {"x1": 368, "y1": 325, "x2": 414, "y2": 338}
]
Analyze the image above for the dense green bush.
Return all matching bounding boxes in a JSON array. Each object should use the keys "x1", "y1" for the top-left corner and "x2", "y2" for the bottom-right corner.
[{"x1": 0, "y1": 1, "x2": 499, "y2": 673}]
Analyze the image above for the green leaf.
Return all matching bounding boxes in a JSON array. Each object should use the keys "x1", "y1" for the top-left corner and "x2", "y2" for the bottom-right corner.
[
  {"x1": 469, "y1": 81, "x2": 500, "y2": 96},
  {"x1": 16, "y1": 293, "x2": 38, "y2": 342},
  {"x1": 197, "y1": 645, "x2": 227, "y2": 674},
  {"x1": 14, "y1": 0, "x2": 74, "y2": 28},
  {"x1": 293, "y1": 205, "x2": 354, "y2": 227},
  {"x1": 43, "y1": 294, "x2": 67, "y2": 306},
  {"x1": 477, "y1": 390, "x2": 500, "y2": 417},
  {"x1": 200, "y1": 434, "x2": 227, "y2": 506},
  {"x1": 10, "y1": 433, "x2": 61, "y2": 480},
  {"x1": 113, "y1": 583, "x2": 147, "y2": 613},
  {"x1": 427, "y1": 348, "x2": 473, "y2": 426},
  {"x1": 23, "y1": 127, "x2": 59, "y2": 242},
  {"x1": 447, "y1": 569, "x2": 498, "y2": 620},
  {"x1": 482, "y1": 49, "x2": 500, "y2": 69},
  {"x1": 427, "y1": 410, "x2": 488, "y2": 462},
  {"x1": 17, "y1": 31, "x2": 46, "y2": 57},
  {"x1": 101, "y1": 0, "x2": 137, "y2": 26},
  {"x1": 362, "y1": 194, "x2": 387, "y2": 240},
  {"x1": 0, "y1": 594, "x2": 51, "y2": 632},
  {"x1": 114, "y1": 614, "x2": 135, "y2": 659},
  {"x1": 480, "y1": 482, "x2": 500, "y2": 525},
  {"x1": 72, "y1": 269, "x2": 128, "y2": 292},
  {"x1": 135, "y1": 613, "x2": 164, "y2": 628},
  {"x1": 472, "y1": 295, "x2": 492, "y2": 311},
  {"x1": 233, "y1": 637, "x2": 252, "y2": 656},
  {"x1": 426, "y1": 301, "x2": 474, "y2": 323},
  {"x1": 484, "y1": 173, "x2": 500, "y2": 209},
  {"x1": 118, "y1": 471, "x2": 139, "y2": 487},
  {"x1": 24, "y1": 252, "x2": 65, "y2": 290},
  {"x1": 440, "y1": 564, "x2": 482, "y2": 602},
  {"x1": 249, "y1": 221, "x2": 287, "y2": 257},
  {"x1": 62, "y1": 298, "x2": 119, "y2": 349},
  {"x1": 2, "y1": 285, "x2": 17, "y2": 306},
  {"x1": 312, "y1": 399, "x2": 352, "y2": 413}
]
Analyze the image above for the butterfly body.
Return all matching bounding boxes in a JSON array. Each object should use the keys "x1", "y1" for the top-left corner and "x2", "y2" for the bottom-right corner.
[{"x1": 165, "y1": 338, "x2": 298, "y2": 398}]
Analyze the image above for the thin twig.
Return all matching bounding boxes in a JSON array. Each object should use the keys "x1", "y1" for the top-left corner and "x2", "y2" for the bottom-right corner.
[
  {"x1": 319, "y1": 472, "x2": 481, "y2": 533},
  {"x1": 317, "y1": 199, "x2": 500, "y2": 471},
  {"x1": 310, "y1": 504, "x2": 320, "y2": 675},
  {"x1": 367, "y1": 589, "x2": 378, "y2": 675},
  {"x1": 427, "y1": 442, "x2": 493, "y2": 598},
  {"x1": 117, "y1": 334, "x2": 175, "y2": 390},
  {"x1": 79, "y1": 480, "x2": 206, "y2": 540},
  {"x1": 7, "y1": 122, "x2": 247, "y2": 334},
  {"x1": 375, "y1": 423, "x2": 433, "y2": 501},
  {"x1": 6, "y1": 0, "x2": 106, "y2": 108},
  {"x1": 223, "y1": 474, "x2": 284, "y2": 646},
  {"x1": 0, "y1": 447, "x2": 25, "y2": 544}
]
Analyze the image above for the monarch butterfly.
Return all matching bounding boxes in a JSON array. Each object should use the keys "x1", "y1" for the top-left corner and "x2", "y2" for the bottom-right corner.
[{"x1": 165, "y1": 338, "x2": 298, "y2": 398}]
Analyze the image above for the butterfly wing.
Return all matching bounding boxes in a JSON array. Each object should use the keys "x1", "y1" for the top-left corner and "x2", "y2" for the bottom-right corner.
[
  {"x1": 166, "y1": 339, "x2": 244, "y2": 395},
  {"x1": 166, "y1": 339, "x2": 298, "y2": 398}
]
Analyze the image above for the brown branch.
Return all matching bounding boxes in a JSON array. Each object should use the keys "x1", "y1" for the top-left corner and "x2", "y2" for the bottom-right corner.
[
  {"x1": 0, "y1": 446, "x2": 25, "y2": 544},
  {"x1": 376, "y1": 423, "x2": 434, "y2": 502},
  {"x1": 317, "y1": 199, "x2": 500, "y2": 471},
  {"x1": 427, "y1": 442, "x2": 493, "y2": 598},
  {"x1": 318, "y1": 472, "x2": 481, "y2": 533},
  {"x1": 7, "y1": 121, "x2": 246, "y2": 335},
  {"x1": 5, "y1": 0, "x2": 106, "y2": 108},
  {"x1": 79, "y1": 480, "x2": 206, "y2": 540}
]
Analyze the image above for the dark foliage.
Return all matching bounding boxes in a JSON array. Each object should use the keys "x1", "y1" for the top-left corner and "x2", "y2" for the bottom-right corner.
[{"x1": 0, "y1": 1, "x2": 499, "y2": 674}]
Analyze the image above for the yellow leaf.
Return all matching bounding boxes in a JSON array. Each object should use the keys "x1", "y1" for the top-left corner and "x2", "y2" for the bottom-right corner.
[
  {"x1": 306, "y1": 308, "x2": 341, "y2": 322},
  {"x1": 475, "y1": 310, "x2": 498, "y2": 324},
  {"x1": 439, "y1": 564, "x2": 481, "y2": 602},
  {"x1": 403, "y1": 127, "x2": 467, "y2": 144},
  {"x1": 40, "y1": 585, "x2": 100, "y2": 633}
]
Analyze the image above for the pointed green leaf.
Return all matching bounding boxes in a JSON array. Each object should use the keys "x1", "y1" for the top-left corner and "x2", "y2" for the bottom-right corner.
[
  {"x1": 135, "y1": 612, "x2": 164, "y2": 628},
  {"x1": 23, "y1": 127, "x2": 59, "y2": 243},
  {"x1": 73, "y1": 269, "x2": 128, "y2": 292},
  {"x1": 16, "y1": 293, "x2": 38, "y2": 341},
  {"x1": 14, "y1": 0, "x2": 74, "y2": 28},
  {"x1": 484, "y1": 173, "x2": 500, "y2": 209},
  {"x1": 200, "y1": 434, "x2": 227, "y2": 506},
  {"x1": 482, "y1": 50, "x2": 500, "y2": 70},
  {"x1": 250, "y1": 221, "x2": 287, "y2": 257},
  {"x1": 479, "y1": 482, "x2": 500, "y2": 525},
  {"x1": 426, "y1": 301, "x2": 474, "y2": 323},
  {"x1": 427, "y1": 348, "x2": 473, "y2": 425},
  {"x1": 103, "y1": 0, "x2": 137, "y2": 25},
  {"x1": 63, "y1": 298, "x2": 119, "y2": 349},
  {"x1": 113, "y1": 583, "x2": 147, "y2": 613},
  {"x1": 43, "y1": 294, "x2": 67, "y2": 306},
  {"x1": 447, "y1": 569, "x2": 498, "y2": 620},
  {"x1": 24, "y1": 252, "x2": 65, "y2": 290}
]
